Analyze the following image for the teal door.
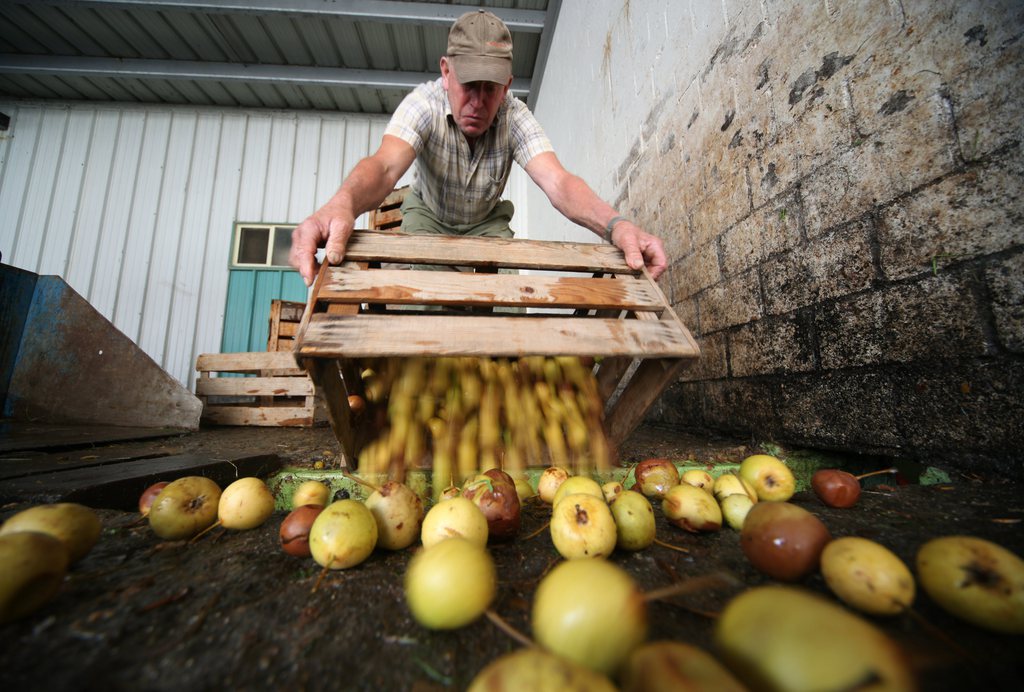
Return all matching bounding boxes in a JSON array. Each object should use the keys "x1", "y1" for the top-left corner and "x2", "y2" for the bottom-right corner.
[{"x1": 221, "y1": 268, "x2": 308, "y2": 353}]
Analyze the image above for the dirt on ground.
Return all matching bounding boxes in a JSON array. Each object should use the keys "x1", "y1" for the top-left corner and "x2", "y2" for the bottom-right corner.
[{"x1": 1, "y1": 424, "x2": 1022, "y2": 691}]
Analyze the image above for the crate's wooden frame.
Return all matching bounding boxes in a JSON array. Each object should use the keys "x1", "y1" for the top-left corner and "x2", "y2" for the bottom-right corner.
[
  {"x1": 195, "y1": 351, "x2": 318, "y2": 427},
  {"x1": 368, "y1": 186, "x2": 408, "y2": 232},
  {"x1": 294, "y1": 231, "x2": 700, "y2": 467},
  {"x1": 267, "y1": 299, "x2": 305, "y2": 352}
]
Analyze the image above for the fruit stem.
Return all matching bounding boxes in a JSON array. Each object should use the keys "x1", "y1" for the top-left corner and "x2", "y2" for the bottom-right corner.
[
  {"x1": 855, "y1": 467, "x2": 898, "y2": 481},
  {"x1": 189, "y1": 520, "x2": 222, "y2": 544},
  {"x1": 653, "y1": 538, "x2": 690, "y2": 554},
  {"x1": 485, "y1": 609, "x2": 534, "y2": 647},
  {"x1": 311, "y1": 559, "x2": 332, "y2": 594},
  {"x1": 342, "y1": 472, "x2": 383, "y2": 495},
  {"x1": 523, "y1": 520, "x2": 550, "y2": 541},
  {"x1": 643, "y1": 572, "x2": 740, "y2": 606}
]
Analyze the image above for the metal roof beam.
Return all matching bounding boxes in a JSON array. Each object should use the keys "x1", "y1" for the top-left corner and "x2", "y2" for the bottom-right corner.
[
  {"x1": 0, "y1": 54, "x2": 531, "y2": 97},
  {"x1": 30, "y1": 0, "x2": 548, "y2": 33}
]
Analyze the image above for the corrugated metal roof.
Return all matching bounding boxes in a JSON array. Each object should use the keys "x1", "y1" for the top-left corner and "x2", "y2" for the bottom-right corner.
[{"x1": 0, "y1": 0, "x2": 559, "y2": 114}]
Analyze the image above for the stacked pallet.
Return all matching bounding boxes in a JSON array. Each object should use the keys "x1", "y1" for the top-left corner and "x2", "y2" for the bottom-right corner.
[
  {"x1": 195, "y1": 351, "x2": 318, "y2": 427},
  {"x1": 266, "y1": 300, "x2": 305, "y2": 352}
]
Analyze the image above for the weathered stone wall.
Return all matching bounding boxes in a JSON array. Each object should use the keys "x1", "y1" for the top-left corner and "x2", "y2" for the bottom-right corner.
[{"x1": 538, "y1": 1, "x2": 1023, "y2": 475}]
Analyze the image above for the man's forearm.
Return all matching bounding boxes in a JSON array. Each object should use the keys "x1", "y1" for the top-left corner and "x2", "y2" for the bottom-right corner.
[
  {"x1": 547, "y1": 171, "x2": 620, "y2": 239},
  {"x1": 326, "y1": 156, "x2": 399, "y2": 219}
]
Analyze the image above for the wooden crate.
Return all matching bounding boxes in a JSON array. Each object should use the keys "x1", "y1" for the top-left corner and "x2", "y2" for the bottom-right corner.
[
  {"x1": 267, "y1": 300, "x2": 305, "y2": 352},
  {"x1": 368, "y1": 186, "x2": 408, "y2": 231},
  {"x1": 293, "y1": 231, "x2": 700, "y2": 466},
  {"x1": 195, "y1": 351, "x2": 318, "y2": 427}
]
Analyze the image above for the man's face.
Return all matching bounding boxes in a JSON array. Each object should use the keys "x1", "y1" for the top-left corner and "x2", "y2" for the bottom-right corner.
[{"x1": 440, "y1": 57, "x2": 510, "y2": 140}]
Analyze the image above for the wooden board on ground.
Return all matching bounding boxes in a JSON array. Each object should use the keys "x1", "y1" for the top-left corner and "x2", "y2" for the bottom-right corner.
[
  {"x1": 0, "y1": 423, "x2": 187, "y2": 454},
  {"x1": 0, "y1": 452, "x2": 281, "y2": 508},
  {"x1": 294, "y1": 230, "x2": 700, "y2": 468}
]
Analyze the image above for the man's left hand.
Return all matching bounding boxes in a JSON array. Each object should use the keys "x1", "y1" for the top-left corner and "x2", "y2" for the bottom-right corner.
[{"x1": 610, "y1": 222, "x2": 667, "y2": 281}]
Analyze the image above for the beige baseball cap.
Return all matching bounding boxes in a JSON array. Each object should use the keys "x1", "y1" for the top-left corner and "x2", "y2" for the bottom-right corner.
[{"x1": 446, "y1": 10, "x2": 513, "y2": 85}]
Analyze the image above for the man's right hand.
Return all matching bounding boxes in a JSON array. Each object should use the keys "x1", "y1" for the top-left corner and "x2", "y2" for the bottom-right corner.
[{"x1": 289, "y1": 203, "x2": 356, "y2": 287}]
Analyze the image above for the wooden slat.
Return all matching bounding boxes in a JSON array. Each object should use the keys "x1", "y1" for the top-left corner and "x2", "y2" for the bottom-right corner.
[
  {"x1": 278, "y1": 321, "x2": 299, "y2": 337},
  {"x1": 604, "y1": 357, "x2": 694, "y2": 447},
  {"x1": 297, "y1": 313, "x2": 701, "y2": 359},
  {"x1": 278, "y1": 302, "x2": 305, "y2": 322},
  {"x1": 0, "y1": 453, "x2": 281, "y2": 508},
  {"x1": 196, "y1": 376, "x2": 313, "y2": 397},
  {"x1": 196, "y1": 351, "x2": 301, "y2": 373},
  {"x1": 304, "y1": 358, "x2": 356, "y2": 468},
  {"x1": 319, "y1": 266, "x2": 662, "y2": 310},
  {"x1": 343, "y1": 232, "x2": 633, "y2": 273},
  {"x1": 201, "y1": 406, "x2": 314, "y2": 427},
  {"x1": 596, "y1": 356, "x2": 634, "y2": 402},
  {"x1": 372, "y1": 208, "x2": 403, "y2": 226}
]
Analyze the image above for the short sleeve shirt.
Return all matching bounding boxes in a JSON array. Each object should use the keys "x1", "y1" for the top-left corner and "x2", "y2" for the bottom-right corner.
[{"x1": 384, "y1": 78, "x2": 554, "y2": 225}]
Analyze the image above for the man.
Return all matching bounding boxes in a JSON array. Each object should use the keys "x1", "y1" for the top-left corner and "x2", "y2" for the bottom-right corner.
[{"x1": 289, "y1": 9, "x2": 666, "y2": 285}]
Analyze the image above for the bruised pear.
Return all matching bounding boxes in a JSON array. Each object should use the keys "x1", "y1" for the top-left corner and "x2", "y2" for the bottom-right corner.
[
  {"x1": 462, "y1": 469, "x2": 520, "y2": 541},
  {"x1": 537, "y1": 466, "x2": 570, "y2": 504},
  {"x1": 739, "y1": 454, "x2": 795, "y2": 502},
  {"x1": 662, "y1": 484, "x2": 721, "y2": 532},
  {"x1": 633, "y1": 459, "x2": 679, "y2": 499},
  {"x1": 602, "y1": 481, "x2": 625, "y2": 504},
  {"x1": 916, "y1": 535, "x2": 1024, "y2": 634},
  {"x1": 550, "y1": 493, "x2": 617, "y2": 560},
  {"x1": 714, "y1": 586, "x2": 915, "y2": 691},
  {"x1": 365, "y1": 481, "x2": 424, "y2": 550},
  {"x1": 680, "y1": 469, "x2": 714, "y2": 493}
]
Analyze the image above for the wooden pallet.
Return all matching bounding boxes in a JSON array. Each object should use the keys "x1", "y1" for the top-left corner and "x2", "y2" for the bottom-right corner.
[
  {"x1": 267, "y1": 300, "x2": 305, "y2": 352},
  {"x1": 195, "y1": 351, "x2": 318, "y2": 427},
  {"x1": 293, "y1": 231, "x2": 700, "y2": 466}
]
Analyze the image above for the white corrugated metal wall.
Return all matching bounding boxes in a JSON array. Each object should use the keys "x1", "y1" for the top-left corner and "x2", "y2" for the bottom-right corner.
[{"x1": 0, "y1": 99, "x2": 532, "y2": 391}]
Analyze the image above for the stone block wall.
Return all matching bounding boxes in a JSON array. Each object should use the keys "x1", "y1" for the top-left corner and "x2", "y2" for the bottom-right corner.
[{"x1": 605, "y1": 1, "x2": 1023, "y2": 475}]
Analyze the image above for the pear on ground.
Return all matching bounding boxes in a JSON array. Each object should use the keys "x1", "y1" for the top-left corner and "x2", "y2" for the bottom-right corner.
[
  {"x1": 680, "y1": 469, "x2": 714, "y2": 493},
  {"x1": 738, "y1": 454, "x2": 796, "y2": 502},
  {"x1": 610, "y1": 490, "x2": 656, "y2": 551},
  {"x1": 0, "y1": 503, "x2": 101, "y2": 563},
  {"x1": 714, "y1": 586, "x2": 914, "y2": 692},
  {"x1": 719, "y1": 493, "x2": 754, "y2": 531},
  {"x1": 916, "y1": 535, "x2": 1024, "y2": 634}
]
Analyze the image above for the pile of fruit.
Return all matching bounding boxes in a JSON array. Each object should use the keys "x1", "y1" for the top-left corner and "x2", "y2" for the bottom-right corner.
[
  {"x1": 267, "y1": 452, "x2": 1024, "y2": 690},
  {"x1": 351, "y1": 356, "x2": 611, "y2": 490},
  {"x1": 3, "y1": 444, "x2": 1023, "y2": 688}
]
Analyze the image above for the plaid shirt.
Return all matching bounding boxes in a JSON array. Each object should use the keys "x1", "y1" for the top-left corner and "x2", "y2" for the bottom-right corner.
[{"x1": 384, "y1": 78, "x2": 553, "y2": 225}]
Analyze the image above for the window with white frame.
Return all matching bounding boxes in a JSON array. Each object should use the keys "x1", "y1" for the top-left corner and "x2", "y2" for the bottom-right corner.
[{"x1": 231, "y1": 223, "x2": 295, "y2": 268}]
